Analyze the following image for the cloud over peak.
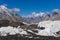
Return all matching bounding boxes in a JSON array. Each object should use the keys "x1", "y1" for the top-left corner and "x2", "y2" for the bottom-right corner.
[
  {"x1": 0, "y1": 4, "x2": 21, "y2": 13},
  {"x1": 13, "y1": 8, "x2": 20, "y2": 12},
  {"x1": 9, "y1": 8, "x2": 20, "y2": 12}
]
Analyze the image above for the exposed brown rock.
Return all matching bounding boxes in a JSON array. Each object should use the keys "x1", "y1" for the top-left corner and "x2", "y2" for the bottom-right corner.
[{"x1": 0, "y1": 20, "x2": 9, "y2": 27}]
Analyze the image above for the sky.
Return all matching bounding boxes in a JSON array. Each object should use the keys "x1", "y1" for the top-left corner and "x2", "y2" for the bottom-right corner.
[{"x1": 0, "y1": 0, "x2": 60, "y2": 16}]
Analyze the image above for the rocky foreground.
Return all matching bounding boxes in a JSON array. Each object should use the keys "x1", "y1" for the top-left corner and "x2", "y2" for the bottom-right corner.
[{"x1": 0, "y1": 35, "x2": 60, "y2": 40}]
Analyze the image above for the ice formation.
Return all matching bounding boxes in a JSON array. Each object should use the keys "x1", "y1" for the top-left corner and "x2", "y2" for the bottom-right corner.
[
  {"x1": 0, "y1": 26, "x2": 27, "y2": 36},
  {"x1": 37, "y1": 20, "x2": 60, "y2": 37}
]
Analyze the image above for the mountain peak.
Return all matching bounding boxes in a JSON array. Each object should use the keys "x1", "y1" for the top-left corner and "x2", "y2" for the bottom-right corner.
[{"x1": 0, "y1": 5, "x2": 7, "y2": 10}]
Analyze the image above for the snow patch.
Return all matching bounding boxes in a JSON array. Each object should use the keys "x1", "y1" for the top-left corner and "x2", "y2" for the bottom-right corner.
[{"x1": 0, "y1": 26, "x2": 27, "y2": 36}]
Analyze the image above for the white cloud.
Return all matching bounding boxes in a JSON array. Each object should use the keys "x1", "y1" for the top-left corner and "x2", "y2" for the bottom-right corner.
[
  {"x1": 9, "y1": 8, "x2": 20, "y2": 12},
  {"x1": 13, "y1": 8, "x2": 20, "y2": 12},
  {"x1": 0, "y1": 4, "x2": 20, "y2": 12}
]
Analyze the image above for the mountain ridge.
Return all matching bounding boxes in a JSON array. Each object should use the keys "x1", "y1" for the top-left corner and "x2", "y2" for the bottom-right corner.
[{"x1": 0, "y1": 5, "x2": 60, "y2": 24}]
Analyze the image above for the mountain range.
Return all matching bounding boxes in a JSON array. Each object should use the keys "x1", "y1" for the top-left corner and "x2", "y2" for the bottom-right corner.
[
  {"x1": 0, "y1": 5, "x2": 60, "y2": 24},
  {"x1": 23, "y1": 9, "x2": 60, "y2": 23}
]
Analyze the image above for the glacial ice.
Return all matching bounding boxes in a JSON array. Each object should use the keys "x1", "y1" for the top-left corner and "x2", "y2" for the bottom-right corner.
[
  {"x1": 37, "y1": 20, "x2": 60, "y2": 37},
  {"x1": 0, "y1": 26, "x2": 27, "y2": 36}
]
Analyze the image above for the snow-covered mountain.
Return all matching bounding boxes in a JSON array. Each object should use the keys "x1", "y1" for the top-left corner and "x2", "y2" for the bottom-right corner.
[
  {"x1": 0, "y1": 5, "x2": 60, "y2": 24},
  {"x1": 23, "y1": 12, "x2": 51, "y2": 23},
  {"x1": 0, "y1": 5, "x2": 25, "y2": 22},
  {"x1": 23, "y1": 9, "x2": 60, "y2": 23},
  {"x1": 49, "y1": 9, "x2": 60, "y2": 21}
]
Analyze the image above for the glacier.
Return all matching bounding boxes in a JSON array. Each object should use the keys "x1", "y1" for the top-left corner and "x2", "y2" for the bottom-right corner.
[{"x1": 37, "y1": 20, "x2": 60, "y2": 37}]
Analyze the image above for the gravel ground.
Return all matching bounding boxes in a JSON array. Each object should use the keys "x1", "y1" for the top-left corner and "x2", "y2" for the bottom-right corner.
[{"x1": 0, "y1": 35, "x2": 60, "y2": 40}]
